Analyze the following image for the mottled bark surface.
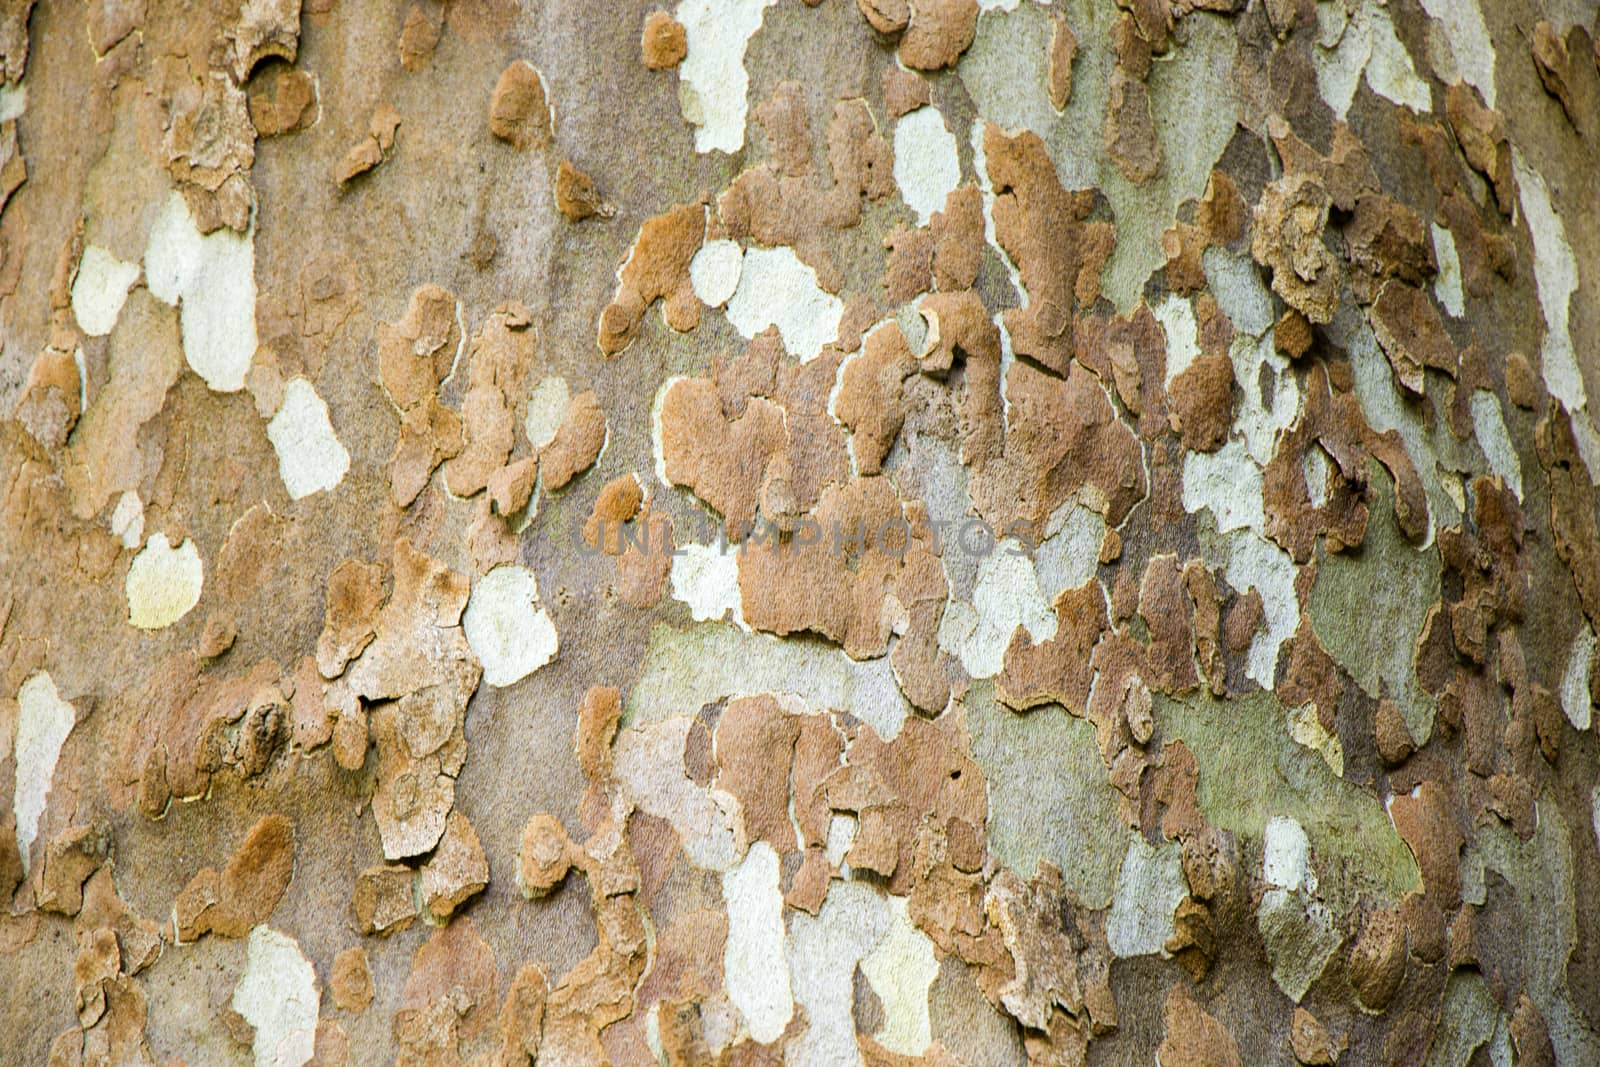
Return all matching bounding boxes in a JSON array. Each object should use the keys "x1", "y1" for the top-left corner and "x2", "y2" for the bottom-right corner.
[{"x1": 2, "y1": 0, "x2": 1600, "y2": 1063}]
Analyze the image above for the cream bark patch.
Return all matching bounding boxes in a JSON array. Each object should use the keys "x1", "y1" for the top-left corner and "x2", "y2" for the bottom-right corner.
[
  {"x1": 1562, "y1": 625, "x2": 1595, "y2": 731},
  {"x1": 70, "y1": 245, "x2": 140, "y2": 337},
  {"x1": 231, "y1": 925, "x2": 319, "y2": 1067},
  {"x1": 1106, "y1": 836, "x2": 1187, "y2": 958},
  {"x1": 786, "y1": 880, "x2": 894, "y2": 1065},
  {"x1": 626, "y1": 623, "x2": 911, "y2": 741},
  {"x1": 669, "y1": 543, "x2": 744, "y2": 624},
  {"x1": 144, "y1": 191, "x2": 258, "y2": 393},
  {"x1": 267, "y1": 378, "x2": 350, "y2": 500},
  {"x1": 0, "y1": 83, "x2": 24, "y2": 122},
  {"x1": 1469, "y1": 390, "x2": 1521, "y2": 499},
  {"x1": 893, "y1": 106, "x2": 961, "y2": 226},
  {"x1": 1313, "y1": 0, "x2": 1431, "y2": 117},
  {"x1": 939, "y1": 547, "x2": 1057, "y2": 679},
  {"x1": 1231, "y1": 332, "x2": 1301, "y2": 467},
  {"x1": 110, "y1": 490, "x2": 144, "y2": 549},
  {"x1": 1514, "y1": 150, "x2": 1600, "y2": 481},
  {"x1": 825, "y1": 813, "x2": 857, "y2": 868},
  {"x1": 858, "y1": 895, "x2": 940, "y2": 1055},
  {"x1": 1430, "y1": 223, "x2": 1464, "y2": 318},
  {"x1": 126, "y1": 533, "x2": 203, "y2": 630},
  {"x1": 724, "y1": 245, "x2": 843, "y2": 362},
  {"x1": 13, "y1": 672, "x2": 75, "y2": 876},
  {"x1": 613, "y1": 717, "x2": 741, "y2": 870},
  {"x1": 1154, "y1": 294, "x2": 1200, "y2": 386},
  {"x1": 1289, "y1": 703, "x2": 1345, "y2": 776},
  {"x1": 722, "y1": 841, "x2": 792, "y2": 1042},
  {"x1": 1183, "y1": 440, "x2": 1266, "y2": 534},
  {"x1": 689, "y1": 238, "x2": 743, "y2": 307},
  {"x1": 1033, "y1": 503, "x2": 1106, "y2": 599},
  {"x1": 1360, "y1": 5, "x2": 1431, "y2": 111},
  {"x1": 525, "y1": 375, "x2": 570, "y2": 451},
  {"x1": 1263, "y1": 815, "x2": 1314, "y2": 892},
  {"x1": 1418, "y1": 0, "x2": 1496, "y2": 106},
  {"x1": 675, "y1": 0, "x2": 777, "y2": 154},
  {"x1": 463, "y1": 565, "x2": 559, "y2": 687},
  {"x1": 1225, "y1": 530, "x2": 1300, "y2": 689}
]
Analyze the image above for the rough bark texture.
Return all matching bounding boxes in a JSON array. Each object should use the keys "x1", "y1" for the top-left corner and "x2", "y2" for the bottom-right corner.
[{"x1": 3, "y1": 0, "x2": 1600, "y2": 1064}]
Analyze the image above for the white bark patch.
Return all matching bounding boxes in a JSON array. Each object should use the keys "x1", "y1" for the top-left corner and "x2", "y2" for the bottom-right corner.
[
  {"x1": 786, "y1": 880, "x2": 895, "y2": 1065},
  {"x1": 1183, "y1": 439, "x2": 1266, "y2": 535},
  {"x1": 1592, "y1": 788, "x2": 1600, "y2": 858},
  {"x1": 939, "y1": 546, "x2": 1057, "y2": 679},
  {"x1": 525, "y1": 375, "x2": 570, "y2": 451},
  {"x1": 1362, "y1": 5, "x2": 1431, "y2": 110},
  {"x1": 628, "y1": 622, "x2": 911, "y2": 741},
  {"x1": 1226, "y1": 530, "x2": 1299, "y2": 689},
  {"x1": 1562, "y1": 625, "x2": 1595, "y2": 731},
  {"x1": 71, "y1": 245, "x2": 140, "y2": 337},
  {"x1": 0, "y1": 83, "x2": 24, "y2": 122},
  {"x1": 1154, "y1": 294, "x2": 1199, "y2": 386},
  {"x1": 725, "y1": 246, "x2": 844, "y2": 362},
  {"x1": 1204, "y1": 248, "x2": 1275, "y2": 339},
  {"x1": 1178, "y1": 404, "x2": 1298, "y2": 689},
  {"x1": 1263, "y1": 815, "x2": 1314, "y2": 892},
  {"x1": 723, "y1": 841, "x2": 793, "y2": 1042},
  {"x1": 13, "y1": 673, "x2": 75, "y2": 877},
  {"x1": 1033, "y1": 503, "x2": 1106, "y2": 600},
  {"x1": 1107, "y1": 836, "x2": 1188, "y2": 958},
  {"x1": 1431, "y1": 223, "x2": 1464, "y2": 318},
  {"x1": 670, "y1": 543, "x2": 744, "y2": 624},
  {"x1": 1231, "y1": 332, "x2": 1301, "y2": 467},
  {"x1": 110, "y1": 491, "x2": 145, "y2": 549},
  {"x1": 614, "y1": 718, "x2": 742, "y2": 870},
  {"x1": 232, "y1": 926, "x2": 319, "y2": 1067},
  {"x1": 267, "y1": 378, "x2": 350, "y2": 500},
  {"x1": 649, "y1": 375, "x2": 685, "y2": 490},
  {"x1": 1289, "y1": 703, "x2": 1345, "y2": 776},
  {"x1": 675, "y1": 0, "x2": 777, "y2": 154},
  {"x1": 690, "y1": 238, "x2": 743, "y2": 307},
  {"x1": 1314, "y1": 1, "x2": 1431, "y2": 117},
  {"x1": 825, "y1": 813, "x2": 857, "y2": 869},
  {"x1": 893, "y1": 106, "x2": 961, "y2": 226},
  {"x1": 126, "y1": 533, "x2": 204, "y2": 630},
  {"x1": 1341, "y1": 304, "x2": 1452, "y2": 539},
  {"x1": 1418, "y1": 0, "x2": 1496, "y2": 107},
  {"x1": 463, "y1": 565, "x2": 559, "y2": 687},
  {"x1": 1303, "y1": 444, "x2": 1331, "y2": 508},
  {"x1": 1469, "y1": 390, "x2": 1521, "y2": 499},
  {"x1": 144, "y1": 192, "x2": 258, "y2": 393},
  {"x1": 1313, "y1": 1, "x2": 1368, "y2": 108},
  {"x1": 1513, "y1": 150, "x2": 1600, "y2": 481},
  {"x1": 859, "y1": 895, "x2": 940, "y2": 1056}
]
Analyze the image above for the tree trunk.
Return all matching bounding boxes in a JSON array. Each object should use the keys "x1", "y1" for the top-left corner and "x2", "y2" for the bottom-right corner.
[{"x1": 3, "y1": 0, "x2": 1599, "y2": 1063}]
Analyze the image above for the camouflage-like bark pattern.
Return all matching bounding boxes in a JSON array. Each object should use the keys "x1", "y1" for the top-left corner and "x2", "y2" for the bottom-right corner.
[{"x1": 2, "y1": 0, "x2": 1599, "y2": 1063}]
